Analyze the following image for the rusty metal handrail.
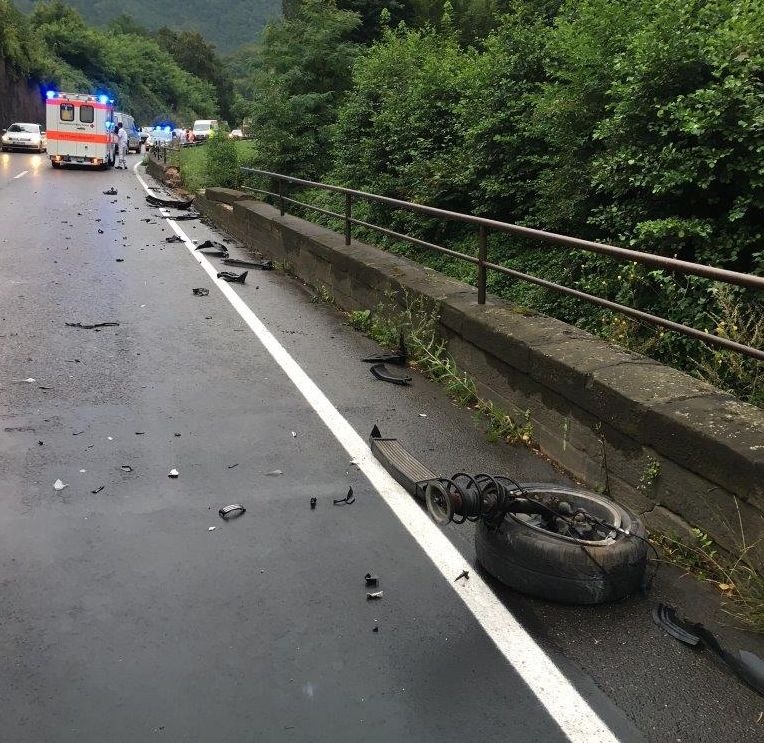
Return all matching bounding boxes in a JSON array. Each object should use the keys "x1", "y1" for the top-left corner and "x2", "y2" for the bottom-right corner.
[{"x1": 239, "y1": 167, "x2": 764, "y2": 361}]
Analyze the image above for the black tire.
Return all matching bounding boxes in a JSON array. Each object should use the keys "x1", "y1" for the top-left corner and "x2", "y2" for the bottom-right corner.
[
  {"x1": 51, "y1": 160, "x2": 61, "y2": 169},
  {"x1": 475, "y1": 485, "x2": 648, "y2": 605}
]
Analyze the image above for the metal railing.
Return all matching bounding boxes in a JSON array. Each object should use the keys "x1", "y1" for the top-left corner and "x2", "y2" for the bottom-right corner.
[{"x1": 239, "y1": 167, "x2": 764, "y2": 361}]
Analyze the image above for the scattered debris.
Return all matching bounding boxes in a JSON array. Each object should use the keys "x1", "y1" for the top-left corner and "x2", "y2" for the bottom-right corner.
[
  {"x1": 168, "y1": 468, "x2": 179, "y2": 478},
  {"x1": 222, "y1": 258, "x2": 274, "y2": 270},
  {"x1": 365, "y1": 573, "x2": 378, "y2": 587},
  {"x1": 310, "y1": 497, "x2": 317, "y2": 510},
  {"x1": 79, "y1": 469, "x2": 86, "y2": 473},
  {"x1": 38, "y1": 440, "x2": 44, "y2": 446},
  {"x1": 98, "y1": 229, "x2": 104, "y2": 234},
  {"x1": 366, "y1": 591, "x2": 384, "y2": 600},
  {"x1": 333, "y1": 487, "x2": 355, "y2": 506},
  {"x1": 454, "y1": 570, "x2": 470, "y2": 582},
  {"x1": 174, "y1": 432, "x2": 181, "y2": 437},
  {"x1": 165, "y1": 235, "x2": 183, "y2": 243},
  {"x1": 227, "y1": 463, "x2": 239, "y2": 469},
  {"x1": 4, "y1": 426, "x2": 35, "y2": 432},
  {"x1": 291, "y1": 431, "x2": 297, "y2": 438},
  {"x1": 103, "y1": 187, "x2": 118, "y2": 195},
  {"x1": 265, "y1": 469, "x2": 283, "y2": 476},
  {"x1": 116, "y1": 258, "x2": 124, "y2": 263},
  {"x1": 419, "y1": 413, "x2": 428, "y2": 418},
  {"x1": 192, "y1": 288, "x2": 209, "y2": 297},
  {"x1": 217, "y1": 270, "x2": 247, "y2": 284},
  {"x1": 91, "y1": 486, "x2": 105, "y2": 494},
  {"x1": 372, "y1": 626, "x2": 379, "y2": 633},
  {"x1": 172, "y1": 212, "x2": 200, "y2": 221},
  {"x1": 12, "y1": 378, "x2": 36, "y2": 384},
  {"x1": 370, "y1": 364, "x2": 412, "y2": 386},
  {"x1": 208, "y1": 526, "x2": 216, "y2": 532},
  {"x1": 219, "y1": 504, "x2": 246, "y2": 520},
  {"x1": 72, "y1": 431, "x2": 85, "y2": 436},
  {"x1": 362, "y1": 333, "x2": 408, "y2": 367},
  {"x1": 146, "y1": 194, "x2": 192, "y2": 209},
  {"x1": 135, "y1": 431, "x2": 145, "y2": 435},
  {"x1": 65, "y1": 322, "x2": 120, "y2": 330},
  {"x1": 53, "y1": 479, "x2": 68, "y2": 491},
  {"x1": 196, "y1": 240, "x2": 229, "y2": 256},
  {"x1": 120, "y1": 465, "x2": 133, "y2": 473}
]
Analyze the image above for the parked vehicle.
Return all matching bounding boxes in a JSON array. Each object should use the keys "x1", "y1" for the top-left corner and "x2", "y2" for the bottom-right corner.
[
  {"x1": 192, "y1": 119, "x2": 218, "y2": 141},
  {"x1": 229, "y1": 129, "x2": 243, "y2": 140},
  {"x1": 45, "y1": 92, "x2": 116, "y2": 169},
  {"x1": 140, "y1": 126, "x2": 152, "y2": 144},
  {"x1": 114, "y1": 112, "x2": 142, "y2": 153},
  {"x1": 1, "y1": 123, "x2": 46, "y2": 152}
]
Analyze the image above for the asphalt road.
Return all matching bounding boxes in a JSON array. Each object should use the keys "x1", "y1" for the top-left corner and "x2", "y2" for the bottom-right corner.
[{"x1": 0, "y1": 151, "x2": 761, "y2": 742}]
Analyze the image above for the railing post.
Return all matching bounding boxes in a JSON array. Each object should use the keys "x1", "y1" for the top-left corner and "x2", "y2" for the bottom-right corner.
[
  {"x1": 345, "y1": 193, "x2": 352, "y2": 245},
  {"x1": 278, "y1": 179, "x2": 285, "y2": 216},
  {"x1": 477, "y1": 225, "x2": 487, "y2": 305}
]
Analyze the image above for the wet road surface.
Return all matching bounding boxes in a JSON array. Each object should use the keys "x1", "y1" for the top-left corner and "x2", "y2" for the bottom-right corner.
[{"x1": 0, "y1": 151, "x2": 761, "y2": 742}]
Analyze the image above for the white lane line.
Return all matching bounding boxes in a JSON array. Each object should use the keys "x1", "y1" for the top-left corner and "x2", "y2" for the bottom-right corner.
[
  {"x1": 13, "y1": 170, "x2": 28, "y2": 179},
  {"x1": 133, "y1": 163, "x2": 619, "y2": 743}
]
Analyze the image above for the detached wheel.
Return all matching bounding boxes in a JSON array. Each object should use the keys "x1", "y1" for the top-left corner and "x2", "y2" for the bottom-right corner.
[{"x1": 475, "y1": 485, "x2": 647, "y2": 605}]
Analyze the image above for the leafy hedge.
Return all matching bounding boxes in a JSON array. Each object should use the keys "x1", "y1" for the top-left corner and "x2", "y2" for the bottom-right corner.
[{"x1": 243, "y1": 0, "x2": 763, "y2": 404}]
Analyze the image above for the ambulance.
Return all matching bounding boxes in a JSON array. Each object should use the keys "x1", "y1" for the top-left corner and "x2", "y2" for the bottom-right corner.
[{"x1": 45, "y1": 91, "x2": 117, "y2": 169}]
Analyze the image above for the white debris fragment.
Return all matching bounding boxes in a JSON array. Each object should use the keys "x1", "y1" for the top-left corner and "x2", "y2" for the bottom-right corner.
[
  {"x1": 168, "y1": 468, "x2": 179, "y2": 478},
  {"x1": 208, "y1": 526, "x2": 216, "y2": 531},
  {"x1": 419, "y1": 413, "x2": 428, "y2": 418},
  {"x1": 53, "y1": 479, "x2": 68, "y2": 491},
  {"x1": 13, "y1": 378, "x2": 36, "y2": 383},
  {"x1": 79, "y1": 469, "x2": 86, "y2": 473},
  {"x1": 291, "y1": 431, "x2": 297, "y2": 438},
  {"x1": 265, "y1": 469, "x2": 283, "y2": 476}
]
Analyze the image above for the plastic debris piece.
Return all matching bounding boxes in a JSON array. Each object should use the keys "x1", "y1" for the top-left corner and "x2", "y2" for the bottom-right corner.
[
  {"x1": 168, "y1": 468, "x2": 179, "y2": 478},
  {"x1": 172, "y1": 212, "x2": 200, "y2": 221},
  {"x1": 219, "y1": 503, "x2": 246, "y2": 520},
  {"x1": 135, "y1": 431, "x2": 145, "y2": 435},
  {"x1": 366, "y1": 591, "x2": 384, "y2": 600},
  {"x1": 333, "y1": 487, "x2": 355, "y2": 506},
  {"x1": 217, "y1": 270, "x2": 247, "y2": 284},
  {"x1": 146, "y1": 194, "x2": 192, "y2": 209},
  {"x1": 4, "y1": 426, "x2": 35, "y2": 432},
  {"x1": 165, "y1": 235, "x2": 183, "y2": 243},
  {"x1": 208, "y1": 526, "x2": 216, "y2": 531},
  {"x1": 12, "y1": 378, "x2": 36, "y2": 383},
  {"x1": 79, "y1": 469, "x2": 86, "y2": 473},
  {"x1": 98, "y1": 229, "x2": 104, "y2": 234},
  {"x1": 227, "y1": 463, "x2": 239, "y2": 469},
  {"x1": 310, "y1": 497, "x2": 317, "y2": 510},
  {"x1": 120, "y1": 465, "x2": 133, "y2": 473},
  {"x1": 115, "y1": 258, "x2": 124, "y2": 263},
  {"x1": 222, "y1": 258, "x2": 274, "y2": 270},
  {"x1": 174, "y1": 433, "x2": 181, "y2": 437},
  {"x1": 103, "y1": 187, "x2": 118, "y2": 195},
  {"x1": 365, "y1": 573, "x2": 378, "y2": 587},
  {"x1": 419, "y1": 413, "x2": 428, "y2": 418},
  {"x1": 265, "y1": 469, "x2": 283, "y2": 476},
  {"x1": 192, "y1": 288, "x2": 209, "y2": 296},
  {"x1": 65, "y1": 322, "x2": 120, "y2": 330},
  {"x1": 372, "y1": 626, "x2": 379, "y2": 633},
  {"x1": 454, "y1": 570, "x2": 470, "y2": 582},
  {"x1": 370, "y1": 363, "x2": 412, "y2": 386},
  {"x1": 195, "y1": 240, "x2": 229, "y2": 255},
  {"x1": 53, "y1": 479, "x2": 68, "y2": 491},
  {"x1": 291, "y1": 431, "x2": 297, "y2": 438},
  {"x1": 91, "y1": 485, "x2": 105, "y2": 494}
]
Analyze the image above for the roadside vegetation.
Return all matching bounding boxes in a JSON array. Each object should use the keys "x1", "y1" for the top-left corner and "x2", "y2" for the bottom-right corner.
[
  {"x1": 230, "y1": 0, "x2": 764, "y2": 406},
  {"x1": 172, "y1": 138, "x2": 257, "y2": 193}
]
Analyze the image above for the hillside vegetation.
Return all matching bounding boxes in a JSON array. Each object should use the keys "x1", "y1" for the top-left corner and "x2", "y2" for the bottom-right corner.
[
  {"x1": 1, "y1": 0, "x2": 236, "y2": 123},
  {"x1": 229, "y1": 0, "x2": 763, "y2": 405},
  {"x1": 14, "y1": 0, "x2": 280, "y2": 53}
]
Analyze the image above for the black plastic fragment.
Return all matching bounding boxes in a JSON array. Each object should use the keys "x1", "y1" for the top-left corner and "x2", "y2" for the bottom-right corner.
[
  {"x1": 310, "y1": 497, "x2": 317, "y2": 510},
  {"x1": 370, "y1": 424, "x2": 381, "y2": 439},
  {"x1": 196, "y1": 240, "x2": 229, "y2": 256},
  {"x1": 192, "y1": 288, "x2": 209, "y2": 296},
  {"x1": 222, "y1": 258, "x2": 274, "y2": 270},
  {"x1": 217, "y1": 270, "x2": 248, "y2": 284},
  {"x1": 370, "y1": 364, "x2": 412, "y2": 386},
  {"x1": 365, "y1": 573, "x2": 378, "y2": 587},
  {"x1": 333, "y1": 487, "x2": 355, "y2": 506},
  {"x1": 652, "y1": 604, "x2": 700, "y2": 646},
  {"x1": 219, "y1": 503, "x2": 246, "y2": 520},
  {"x1": 172, "y1": 212, "x2": 200, "y2": 221},
  {"x1": 165, "y1": 235, "x2": 183, "y2": 243},
  {"x1": 103, "y1": 187, "x2": 118, "y2": 195},
  {"x1": 91, "y1": 485, "x2": 105, "y2": 494},
  {"x1": 65, "y1": 322, "x2": 120, "y2": 330},
  {"x1": 454, "y1": 570, "x2": 470, "y2": 582},
  {"x1": 362, "y1": 353, "x2": 408, "y2": 366},
  {"x1": 146, "y1": 194, "x2": 192, "y2": 209}
]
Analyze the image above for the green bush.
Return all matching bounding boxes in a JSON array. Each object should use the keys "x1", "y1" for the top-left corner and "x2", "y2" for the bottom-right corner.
[{"x1": 205, "y1": 129, "x2": 240, "y2": 188}]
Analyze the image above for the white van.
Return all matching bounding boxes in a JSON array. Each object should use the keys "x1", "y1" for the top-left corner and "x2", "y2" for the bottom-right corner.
[
  {"x1": 114, "y1": 112, "x2": 142, "y2": 153},
  {"x1": 192, "y1": 119, "x2": 219, "y2": 141},
  {"x1": 45, "y1": 91, "x2": 116, "y2": 169}
]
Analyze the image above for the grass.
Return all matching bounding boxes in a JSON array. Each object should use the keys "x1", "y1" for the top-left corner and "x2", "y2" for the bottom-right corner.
[
  {"x1": 347, "y1": 292, "x2": 533, "y2": 446},
  {"x1": 651, "y1": 526, "x2": 764, "y2": 633},
  {"x1": 172, "y1": 140, "x2": 258, "y2": 193}
]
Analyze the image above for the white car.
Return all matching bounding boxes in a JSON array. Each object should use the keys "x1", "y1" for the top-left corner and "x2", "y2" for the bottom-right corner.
[
  {"x1": 229, "y1": 129, "x2": 244, "y2": 139},
  {"x1": 1, "y1": 123, "x2": 46, "y2": 152}
]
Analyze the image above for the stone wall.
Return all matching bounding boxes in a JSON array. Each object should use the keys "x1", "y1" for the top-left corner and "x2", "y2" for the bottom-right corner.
[
  {"x1": 0, "y1": 59, "x2": 44, "y2": 128},
  {"x1": 195, "y1": 186, "x2": 764, "y2": 568}
]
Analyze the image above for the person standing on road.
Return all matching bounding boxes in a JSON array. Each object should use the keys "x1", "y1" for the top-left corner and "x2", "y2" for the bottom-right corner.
[{"x1": 116, "y1": 122, "x2": 128, "y2": 170}]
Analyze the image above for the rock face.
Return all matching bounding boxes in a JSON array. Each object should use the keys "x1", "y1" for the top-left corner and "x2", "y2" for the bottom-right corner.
[
  {"x1": 163, "y1": 166, "x2": 182, "y2": 188},
  {"x1": 0, "y1": 58, "x2": 44, "y2": 127}
]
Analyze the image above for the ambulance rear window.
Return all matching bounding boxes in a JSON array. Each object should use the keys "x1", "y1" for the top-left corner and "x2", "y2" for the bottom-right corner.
[
  {"x1": 60, "y1": 104, "x2": 74, "y2": 122},
  {"x1": 80, "y1": 105, "x2": 94, "y2": 124}
]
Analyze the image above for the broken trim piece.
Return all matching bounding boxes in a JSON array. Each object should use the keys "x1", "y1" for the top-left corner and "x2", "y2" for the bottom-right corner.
[{"x1": 370, "y1": 364, "x2": 412, "y2": 386}]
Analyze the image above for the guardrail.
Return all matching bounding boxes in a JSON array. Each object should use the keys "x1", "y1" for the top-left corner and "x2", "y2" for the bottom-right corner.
[{"x1": 238, "y1": 167, "x2": 764, "y2": 361}]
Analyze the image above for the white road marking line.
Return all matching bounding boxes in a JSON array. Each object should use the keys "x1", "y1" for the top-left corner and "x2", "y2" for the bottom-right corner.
[
  {"x1": 13, "y1": 170, "x2": 28, "y2": 179},
  {"x1": 133, "y1": 163, "x2": 620, "y2": 743}
]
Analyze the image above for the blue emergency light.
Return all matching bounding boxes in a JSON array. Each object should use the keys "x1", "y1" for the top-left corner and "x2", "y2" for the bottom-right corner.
[
  {"x1": 46, "y1": 90, "x2": 57, "y2": 99},
  {"x1": 98, "y1": 94, "x2": 109, "y2": 104}
]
